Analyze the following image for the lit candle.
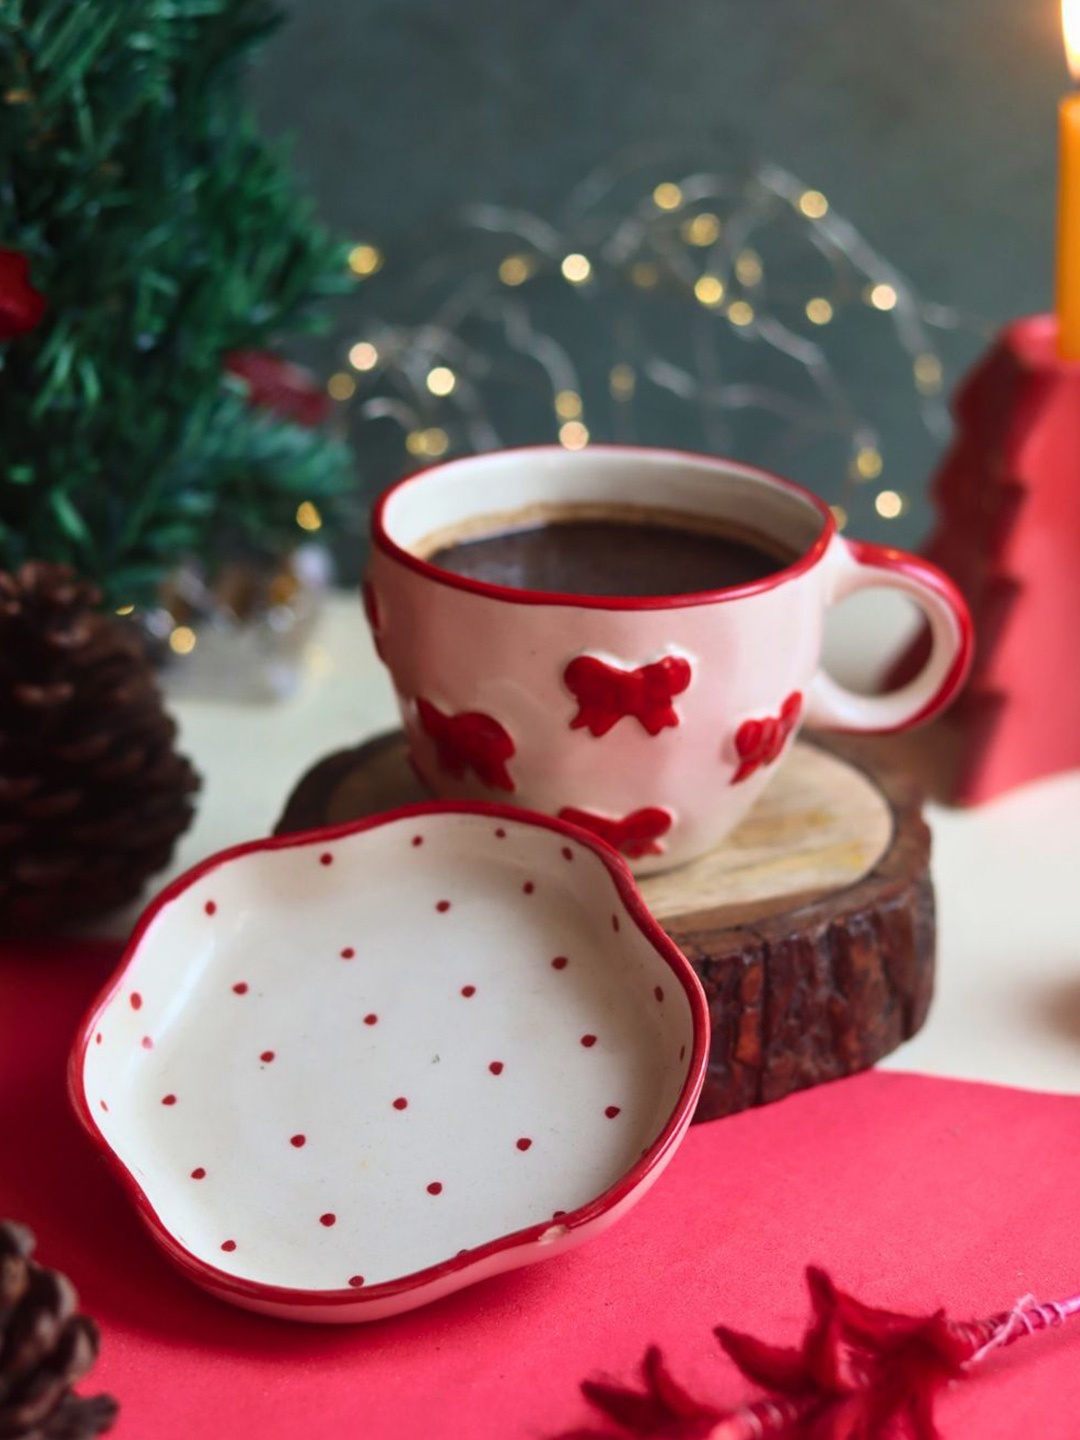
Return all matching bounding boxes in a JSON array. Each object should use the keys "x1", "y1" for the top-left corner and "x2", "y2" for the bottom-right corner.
[{"x1": 1057, "y1": 0, "x2": 1080, "y2": 357}]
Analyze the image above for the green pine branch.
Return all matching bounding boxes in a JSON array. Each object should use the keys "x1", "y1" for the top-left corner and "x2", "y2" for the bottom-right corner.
[{"x1": 0, "y1": 0, "x2": 354, "y2": 606}]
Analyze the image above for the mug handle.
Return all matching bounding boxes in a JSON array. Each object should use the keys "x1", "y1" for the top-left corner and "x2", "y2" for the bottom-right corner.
[{"x1": 804, "y1": 538, "x2": 974, "y2": 734}]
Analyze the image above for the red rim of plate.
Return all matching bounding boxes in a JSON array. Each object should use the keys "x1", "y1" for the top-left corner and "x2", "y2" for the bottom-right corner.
[
  {"x1": 370, "y1": 444, "x2": 836, "y2": 610},
  {"x1": 68, "y1": 802, "x2": 710, "y2": 1310}
]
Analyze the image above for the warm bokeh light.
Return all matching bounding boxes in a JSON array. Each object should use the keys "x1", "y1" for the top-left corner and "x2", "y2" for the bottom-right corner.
[
  {"x1": 855, "y1": 446, "x2": 884, "y2": 480},
  {"x1": 829, "y1": 504, "x2": 848, "y2": 531},
  {"x1": 115, "y1": 603, "x2": 134, "y2": 616},
  {"x1": 405, "y1": 427, "x2": 450, "y2": 459},
  {"x1": 653, "y1": 182, "x2": 683, "y2": 210},
  {"x1": 348, "y1": 244, "x2": 383, "y2": 277},
  {"x1": 349, "y1": 342, "x2": 379, "y2": 371},
  {"x1": 875, "y1": 489, "x2": 906, "y2": 519},
  {"x1": 914, "y1": 353, "x2": 943, "y2": 393},
  {"x1": 554, "y1": 389, "x2": 582, "y2": 419},
  {"x1": 727, "y1": 300, "x2": 754, "y2": 327},
  {"x1": 798, "y1": 189, "x2": 829, "y2": 219},
  {"x1": 558, "y1": 420, "x2": 589, "y2": 450},
  {"x1": 1064, "y1": 0, "x2": 1080, "y2": 81},
  {"x1": 327, "y1": 372, "x2": 356, "y2": 400},
  {"x1": 683, "y1": 212, "x2": 721, "y2": 246},
  {"x1": 295, "y1": 501, "x2": 323, "y2": 532},
  {"x1": 609, "y1": 363, "x2": 636, "y2": 398},
  {"x1": 694, "y1": 274, "x2": 725, "y2": 307},
  {"x1": 805, "y1": 297, "x2": 834, "y2": 325},
  {"x1": 426, "y1": 366, "x2": 456, "y2": 396},
  {"x1": 498, "y1": 254, "x2": 533, "y2": 286},
  {"x1": 869, "y1": 283, "x2": 898, "y2": 311},
  {"x1": 561, "y1": 253, "x2": 592, "y2": 284},
  {"x1": 631, "y1": 261, "x2": 659, "y2": 289},
  {"x1": 169, "y1": 626, "x2": 197, "y2": 656},
  {"x1": 735, "y1": 250, "x2": 763, "y2": 286}
]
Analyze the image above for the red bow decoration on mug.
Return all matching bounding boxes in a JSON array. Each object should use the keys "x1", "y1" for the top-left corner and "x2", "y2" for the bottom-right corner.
[
  {"x1": 416, "y1": 698, "x2": 516, "y2": 792},
  {"x1": 558, "y1": 806, "x2": 673, "y2": 859},
  {"x1": 565, "y1": 655, "x2": 693, "y2": 738},
  {"x1": 732, "y1": 692, "x2": 803, "y2": 784}
]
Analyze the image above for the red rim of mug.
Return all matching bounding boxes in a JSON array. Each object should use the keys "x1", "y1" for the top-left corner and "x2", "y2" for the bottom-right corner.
[{"x1": 370, "y1": 444, "x2": 837, "y2": 610}]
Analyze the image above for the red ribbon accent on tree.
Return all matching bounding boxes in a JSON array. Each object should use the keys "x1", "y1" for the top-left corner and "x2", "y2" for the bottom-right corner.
[
  {"x1": 0, "y1": 249, "x2": 46, "y2": 340},
  {"x1": 564, "y1": 655, "x2": 692, "y2": 738},
  {"x1": 557, "y1": 806, "x2": 673, "y2": 859},
  {"x1": 225, "y1": 349, "x2": 332, "y2": 427},
  {"x1": 554, "y1": 1265, "x2": 1080, "y2": 1440},
  {"x1": 415, "y1": 697, "x2": 516, "y2": 792},
  {"x1": 732, "y1": 692, "x2": 803, "y2": 784}
]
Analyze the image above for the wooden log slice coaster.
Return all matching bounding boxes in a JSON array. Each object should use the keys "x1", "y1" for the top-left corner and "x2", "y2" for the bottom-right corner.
[{"x1": 275, "y1": 733, "x2": 933, "y2": 1123}]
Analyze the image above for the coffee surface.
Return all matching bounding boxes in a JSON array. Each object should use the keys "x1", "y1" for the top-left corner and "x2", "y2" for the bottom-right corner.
[{"x1": 427, "y1": 518, "x2": 790, "y2": 597}]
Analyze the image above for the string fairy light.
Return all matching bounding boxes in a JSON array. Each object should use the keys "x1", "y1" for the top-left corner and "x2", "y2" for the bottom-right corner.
[
  {"x1": 560, "y1": 253, "x2": 592, "y2": 284},
  {"x1": 295, "y1": 501, "x2": 323, "y2": 532},
  {"x1": 169, "y1": 625, "x2": 197, "y2": 655},
  {"x1": 331, "y1": 153, "x2": 983, "y2": 530},
  {"x1": 347, "y1": 244, "x2": 383, "y2": 277}
]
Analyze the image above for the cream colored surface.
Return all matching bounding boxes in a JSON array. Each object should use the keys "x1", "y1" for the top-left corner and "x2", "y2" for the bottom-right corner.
[{"x1": 128, "y1": 591, "x2": 1080, "y2": 1099}]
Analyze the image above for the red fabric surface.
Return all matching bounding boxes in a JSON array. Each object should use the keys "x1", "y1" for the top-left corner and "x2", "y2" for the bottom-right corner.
[{"x1": 3, "y1": 939, "x2": 1080, "y2": 1440}]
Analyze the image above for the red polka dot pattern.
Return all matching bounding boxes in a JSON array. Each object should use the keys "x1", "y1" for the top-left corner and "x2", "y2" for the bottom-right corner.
[
  {"x1": 232, "y1": 982, "x2": 248, "y2": 995},
  {"x1": 411, "y1": 835, "x2": 423, "y2": 847},
  {"x1": 95, "y1": 1033, "x2": 102, "y2": 1045},
  {"x1": 561, "y1": 846, "x2": 573, "y2": 861},
  {"x1": 99, "y1": 1100, "x2": 108, "y2": 1113},
  {"x1": 654, "y1": 985, "x2": 665, "y2": 1003},
  {"x1": 392, "y1": 1097, "x2": 408, "y2": 1110},
  {"x1": 340, "y1": 947, "x2": 355, "y2": 960},
  {"x1": 460, "y1": 985, "x2": 476, "y2": 998},
  {"x1": 290, "y1": 1134, "x2": 306, "y2": 1148},
  {"x1": 161, "y1": 1094, "x2": 177, "y2": 1106},
  {"x1": 221, "y1": 1240, "x2": 236, "y2": 1253},
  {"x1": 260, "y1": 1051, "x2": 275, "y2": 1063},
  {"x1": 141, "y1": 1036, "x2": 153, "y2": 1050},
  {"x1": 348, "y1": 1275, "x2": 365, "y2": 1288},
  {"x1": 494, "y1": 827, "x2": 506, "y2": 838},
  {"x1": 426, "y1": 1181, "x2": 443, "y2": 1195},
  {"x1": 516, "y1": 1137, "x2": 532, "y2": 1152},
  {"x1": 551, "y1": 955, "x2": 568, "y2": 970},
  {"x1": 191, "y1": 1167, "x2": 206, "y2": 1180},
  {"x1": 488, "y1": 1061, "x2": 504, "y2": 1075},
  {"x1": 605, "y1": 1105, "x2": 621, "y2": 1119},
  {"x1": 522, "y1": 881, "x2": 535, "y2": 895},
  {"x1": 435, "y1": 900, "x2": 451, "y2": 913},
  {"x1": 363, "y1": 1013, "x2": 378, "y2": 1026},
  {"x1": 320, "y1": 1213, "x2": 336, "y2": 1227},
  {"x1": 204, "y1": 900, "x2": 217, "y2": 916},
  {"x1": 130, "y1": 993, "x2": 142, "y2": 1011},
  {"x1": 581, "y1": 1034, "x2": 597, "y2": 1048},
  {"x1": 611, "y1": 913, "x2": 621, "y2": 932},
  {"x1": 320, "y1": 852, "x2": 334, "y2": 866}
]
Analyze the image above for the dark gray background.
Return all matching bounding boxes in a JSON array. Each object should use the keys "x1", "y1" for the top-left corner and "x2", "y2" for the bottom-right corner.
[{"x1": 250, "y1": 0, "x2": 1065, "y2": 550}]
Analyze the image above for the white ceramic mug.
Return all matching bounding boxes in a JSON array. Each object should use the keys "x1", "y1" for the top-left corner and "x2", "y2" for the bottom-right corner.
[{"x1": 365, "y1": 447, "x2": 972, "y2": 873}]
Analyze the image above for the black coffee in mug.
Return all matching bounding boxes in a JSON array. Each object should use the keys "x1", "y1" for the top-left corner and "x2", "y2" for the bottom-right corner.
[{"x1": 426, "y1": 511, "x2": 795, "y2": 598}]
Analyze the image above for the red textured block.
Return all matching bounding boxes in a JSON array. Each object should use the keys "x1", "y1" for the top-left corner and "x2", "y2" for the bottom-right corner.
[{"x1": 893, "y1": 314, "x2": 1080, "y2": 803}]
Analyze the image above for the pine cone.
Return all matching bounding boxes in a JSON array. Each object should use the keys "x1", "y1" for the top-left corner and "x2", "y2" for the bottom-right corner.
[
  {"x1": 0, "y1": 562, "x2": 200, "y2": 933},
  {"x1": 0, "y1": 1222, "x2": 116, "y2": 1439}
]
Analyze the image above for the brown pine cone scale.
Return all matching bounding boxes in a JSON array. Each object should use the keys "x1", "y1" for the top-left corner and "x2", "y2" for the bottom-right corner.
[
  {"x1": 0, "y1": 562, "x2": 200, "y2": 933},
  {"x1": 0, "y1": 1222, "x2": 116, "y2": 1440}
]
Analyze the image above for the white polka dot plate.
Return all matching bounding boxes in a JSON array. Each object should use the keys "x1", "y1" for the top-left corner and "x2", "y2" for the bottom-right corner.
[{"x1": 70, "y1": 804, "x2": 709, "y2": 1322}]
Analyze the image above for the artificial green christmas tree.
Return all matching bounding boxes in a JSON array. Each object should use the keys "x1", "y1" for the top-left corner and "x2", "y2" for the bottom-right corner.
[{"x1": 0, "y1": 0, "x2": 354, "y2": 609}]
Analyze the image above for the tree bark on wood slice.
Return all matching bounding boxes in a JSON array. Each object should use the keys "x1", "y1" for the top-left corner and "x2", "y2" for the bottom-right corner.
[{"x1": 275, "y1": 733, "x2": 934, "y2": 1123}]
